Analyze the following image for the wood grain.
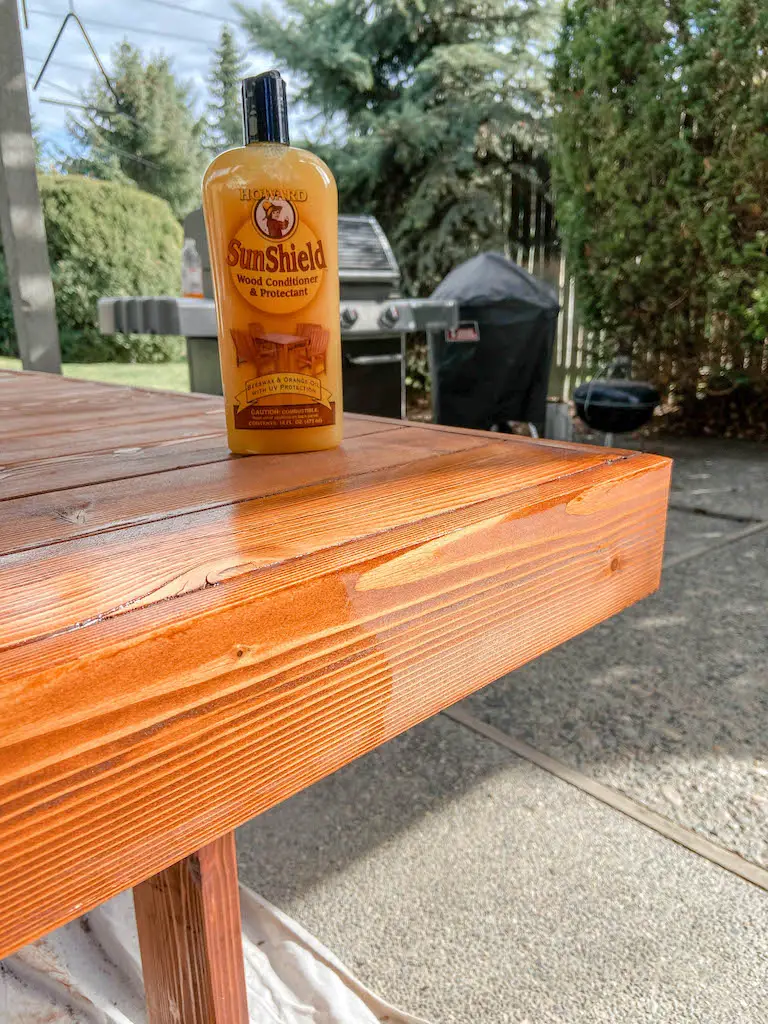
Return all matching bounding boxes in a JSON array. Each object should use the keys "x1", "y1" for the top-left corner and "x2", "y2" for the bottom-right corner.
[
  {"x1": 0, "y1": 373, "x2": 672, "y2": 958},
  {"x1": 0, "y1": 443, "x2": 620, "y2": 649},
  {"x1": 0, "y1": 425, "x2": 487, "y2": 553},
  {"x1": 0, "y1": 416, "x2": 229, "y2": 466},
  {"x1": 0, "y1": 398, "x2": 210, "y2": 441},
  {"x1": 0, "y1": 433, "x2": 231, "y2": 500},
  {"x1": 134, "y1": 831, "x2": 248, "y2": 1024},
  {"x1": 0, "y1": 412, "x2": 394, "y2": 501},
  {"x1": 0, "y1": 368, "x2": 212, "y2": 402}
]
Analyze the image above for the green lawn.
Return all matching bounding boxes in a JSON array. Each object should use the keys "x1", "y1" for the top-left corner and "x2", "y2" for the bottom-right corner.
[{"x1": 0, "y1": 357, "x2": 191, "y2": 392}]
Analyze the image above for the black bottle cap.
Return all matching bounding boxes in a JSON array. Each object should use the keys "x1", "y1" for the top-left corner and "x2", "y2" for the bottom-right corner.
[{"x1": 242, "y1": 70, "x2": 289, "y2": 145}]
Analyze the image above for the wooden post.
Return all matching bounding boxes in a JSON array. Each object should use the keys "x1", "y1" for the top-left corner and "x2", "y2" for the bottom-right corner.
[
  {"x1": 0, "y1": 0, "x2": 61, "y2": 373},
  {"x1": 133, "y1": 831, "x2": 249, "y2": 1024}
]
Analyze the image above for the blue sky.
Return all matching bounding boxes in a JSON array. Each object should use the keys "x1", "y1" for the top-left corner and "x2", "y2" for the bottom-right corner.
[{"x1": 21, "y1": 0, "x2": 269, "y2": 159}]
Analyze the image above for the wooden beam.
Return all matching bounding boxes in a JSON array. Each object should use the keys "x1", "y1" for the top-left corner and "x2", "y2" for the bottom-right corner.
[
  {"x1": 0, "y1": 375, "x2": 672, "y2": 956},
  {"x1": 0, "y1": 453, "x2": 670, "y2": 955},
  {"x1": 0, "y1": 0, "x2": 61, "y2": 373},
  {"x1": 133, "y1": 831, "x2": 249, "y2": 1024}
]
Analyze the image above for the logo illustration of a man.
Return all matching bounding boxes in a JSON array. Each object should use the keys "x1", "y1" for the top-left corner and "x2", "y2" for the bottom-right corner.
[
  {"x1": 253, "y1": 196, "x2": 297, "y2": 240},
  {"x1": 263, "y1": 201, "x2": 290, "y2": 237}
]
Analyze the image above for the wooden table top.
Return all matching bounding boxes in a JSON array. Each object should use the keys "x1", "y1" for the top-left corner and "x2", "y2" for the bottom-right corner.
[
  {"x1": 0, "y1": 369, "x2": 671, "y2": 957},
  {"x1": 254, "y1": 332, "x2": 303, "y2": 346}
]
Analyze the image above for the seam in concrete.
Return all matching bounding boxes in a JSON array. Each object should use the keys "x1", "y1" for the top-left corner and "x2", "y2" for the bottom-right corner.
[
  {"x1": 664, "y1": 518, "x2": 768, "y2": 571},
  {"x1": 442, "y1": 706, "x2": 768, "y2": 893},
  {"x1": 667, "y1": 501, "x2": 764, "y2": 525}
]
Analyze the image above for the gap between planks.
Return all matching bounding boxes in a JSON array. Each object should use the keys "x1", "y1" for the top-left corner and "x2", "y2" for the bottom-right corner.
[
  {"x1": 0, "y1": 427, "x2": 489, "y2": 555},
  {"x1": 0, "y1": 417, "x2": 401, "y2": 502},
  {"x1": 443, "y1": 711, "x2": 768, "y2": 893}
]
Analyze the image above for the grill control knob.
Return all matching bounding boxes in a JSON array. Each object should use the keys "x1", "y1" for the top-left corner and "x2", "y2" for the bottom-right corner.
[
  {"x1": 378, "y1": 304, "x2": 400, "y2": 329},
  {"x1": 340, "y1": 307, "x2": 359, "y2": 329}
]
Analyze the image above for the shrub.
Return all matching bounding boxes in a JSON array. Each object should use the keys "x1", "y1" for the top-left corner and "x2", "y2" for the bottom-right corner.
[
  {"x1": 552, "y1": 0, "x2": 768, "y2": 404},
  {"x1": 0, "y1": 254, "x2": 16, "y2": 358},
  {"x1": 0, "y1": 174, "x2": 184, "y2": 362}
]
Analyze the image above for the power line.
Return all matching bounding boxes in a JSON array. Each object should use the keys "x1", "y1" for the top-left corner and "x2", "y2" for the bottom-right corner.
[
  {"x1": 136, "y1": 0, "x2": 236, "y2": 27},
  {"x1": 40, "y1": 97, "x2": 94, "y2": 110},
  {"x1": 30, "y1": 0, "x2": 239, "y2": 27},
  {"x1": 34, "y1": 94, "x2": 174, "y2": 171},
  {"x1": 26, "y1": 52, "x2": 100, "y2": 75},
  {"x1": 40, "y1": 96, "x2": 131, "y2": 122},
  {"x1": 41, "y1": 80, "x2": 82, "y2": 100},
  {"x1": 26, "y1": 73, "x2": 82, "y2": 99},
  {"x1": 38, "y1": 95, "x2": 145, "y2": 130},
  {"x1": 28, "y1": 6, "x2": 218, "y2": 46},
  {"x1": 68, "y1": 122, "x2": 166, "y2": 170}
]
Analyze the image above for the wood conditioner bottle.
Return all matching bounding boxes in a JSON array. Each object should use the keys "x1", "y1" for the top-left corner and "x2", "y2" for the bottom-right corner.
[{"x1": 202, "y1": 70, "x2": 342, "y2": 454}]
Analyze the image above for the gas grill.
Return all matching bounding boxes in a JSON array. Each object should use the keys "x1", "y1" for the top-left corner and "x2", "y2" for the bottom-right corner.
[{"x1": 98, "y1": 212, "x2": 457, "y2": 418}]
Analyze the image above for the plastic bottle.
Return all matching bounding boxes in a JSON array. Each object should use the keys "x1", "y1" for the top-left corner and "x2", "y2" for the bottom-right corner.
[
  {"x1": 181, "y1": 238, "x2": 204, "y2": 299},
  {"x1": 201, "y1": 70, "x2": 342, "y2": 455}
]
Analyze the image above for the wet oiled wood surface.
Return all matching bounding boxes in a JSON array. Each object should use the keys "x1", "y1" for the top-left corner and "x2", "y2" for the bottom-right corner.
[{"x1": 0, "y1": 370, "x2": 671, "y2": 956}]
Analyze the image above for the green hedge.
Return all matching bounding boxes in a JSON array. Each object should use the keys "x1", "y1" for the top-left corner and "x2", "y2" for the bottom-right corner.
[
  {"x1": 0, "y1": 174, "x2": 184, "y2": 362},
  {"x1": 552, "y1": 0, "x2": 768, "y2": 403}
]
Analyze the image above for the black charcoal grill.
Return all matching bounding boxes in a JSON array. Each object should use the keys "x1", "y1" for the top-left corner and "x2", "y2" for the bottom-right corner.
[
  {"x1": 573, "y1": 357, "x2": 660, "y2": 442},
  {"x1": 98, "y1": 212, "x2": 457, "y2": 418}
]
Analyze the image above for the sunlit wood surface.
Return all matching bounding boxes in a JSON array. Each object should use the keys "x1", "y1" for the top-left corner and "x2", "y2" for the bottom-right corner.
[
  {"x1": 0, "y1": 369, "x2": 671, "y2": 957},
  {"x1": 133, "y1": 831, "x2": 249, "y2": 1024}
]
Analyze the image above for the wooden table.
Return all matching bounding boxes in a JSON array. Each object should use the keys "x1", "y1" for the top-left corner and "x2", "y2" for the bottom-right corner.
[
  {"x1": 0, "y1": 369, "x2": 671, "y2": 1022},
  {"x1": 252, "y1": 331, "x2": 305, "y2": 372}
]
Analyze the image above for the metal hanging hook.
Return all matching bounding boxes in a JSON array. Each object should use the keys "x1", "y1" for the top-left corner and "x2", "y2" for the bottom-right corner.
[{"x1": 32, "y1": 8, "x2": 119, "y2": 104}]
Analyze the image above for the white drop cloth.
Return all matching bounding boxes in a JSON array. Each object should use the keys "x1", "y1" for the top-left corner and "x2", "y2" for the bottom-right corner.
[{"x1": 0, "y1": 887, "x2": 430, "y2": 1024}]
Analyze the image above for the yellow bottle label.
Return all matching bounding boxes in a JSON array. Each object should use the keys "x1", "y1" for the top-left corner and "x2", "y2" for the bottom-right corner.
[{"x1": 222, "y1": 192, "x2": 336, "y2": 430}]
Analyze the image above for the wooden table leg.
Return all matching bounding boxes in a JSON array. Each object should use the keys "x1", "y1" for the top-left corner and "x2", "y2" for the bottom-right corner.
[{"x1": 133, "y1": 831, "x2": 249, "y2": 1024}]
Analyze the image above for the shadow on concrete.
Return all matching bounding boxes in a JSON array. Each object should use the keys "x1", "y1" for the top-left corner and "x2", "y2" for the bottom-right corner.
[{"x1": 236, "y1": 704, "x2": 514, "y2": 904}]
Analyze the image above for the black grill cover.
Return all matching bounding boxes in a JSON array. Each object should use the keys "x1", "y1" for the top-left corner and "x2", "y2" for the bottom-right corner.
[{"x1": 430, "y1": 252, "x2": 560, "y2": 432}]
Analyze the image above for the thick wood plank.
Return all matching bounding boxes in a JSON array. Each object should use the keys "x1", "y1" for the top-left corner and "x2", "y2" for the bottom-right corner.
[
  {"x1": 0, "y1": 371, "x2": 672, "y2": 960},
  {"x1": 0, "y1": 449, "x2": 664, "y2": 681},
  {"x1": 0, "y1": 383, "x2": 202, "y2": 412},
  {"x1": 0, "y1": 426, "x2": 487, "y2": 552},
  {"x1": 0, "y1": 374, "x2": 116, "y2": 396},
  {"x1": 0, "y1": 442, "x2": 620, "y2": 648},
  {"x1": 0, "y1": 433, "x2": 230, "y2": 500},
  {"x1": 0, "y1": 414, "x2": 396, "y2": 500},
  {"x1": 0, "y1": 378, "x2": 209, "y2": 412},
  {"x1": 0, "y1": 396, "x2": 217, "y2": 441},
  {"x1": 0, "y1": 414, "x2": 228, "y2": 466},
  {"x1": 134, "y1": 831, "x2": 248, "y2": 1024},
  {"x1": 0, "y1": 449, "x2": 670, "y2": 955}
]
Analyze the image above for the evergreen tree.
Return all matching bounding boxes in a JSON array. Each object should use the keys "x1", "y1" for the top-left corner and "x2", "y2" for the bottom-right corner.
[
  {"x1": 30, "y1": 116, "x2": 45, "y2": 168},
  {"x1": 239, "y1": 0, "x2": 556, "y2": 292},
  {"x1": 66, "y1": 42, "x2": 206, "y2": 219},
  {"x1": 205, "y1": 26, "x2": 248, "y2": 153},
  {"x1": 552, "y1": 0, "x2": 768, "y2": 400}
]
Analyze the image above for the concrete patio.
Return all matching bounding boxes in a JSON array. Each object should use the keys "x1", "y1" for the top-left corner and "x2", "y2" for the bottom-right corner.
[{"x1": 237, "y1": 437, "x2": 768, "y2": 1024}]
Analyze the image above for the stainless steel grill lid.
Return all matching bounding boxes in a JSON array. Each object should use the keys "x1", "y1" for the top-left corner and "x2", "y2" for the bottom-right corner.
[{"x1": 338, "y1": 216, "x2": 399, "y2": 282}]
